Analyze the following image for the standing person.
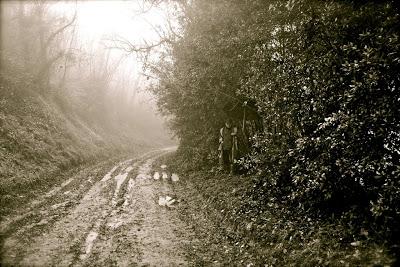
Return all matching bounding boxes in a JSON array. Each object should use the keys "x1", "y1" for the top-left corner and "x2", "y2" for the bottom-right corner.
[{"x1": 219, "y1": 119, "x2": 237, "y2": 174}]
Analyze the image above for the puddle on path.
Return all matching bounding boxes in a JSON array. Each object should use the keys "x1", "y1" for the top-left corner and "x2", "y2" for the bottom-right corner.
[
  {"x1": 101, "y1": 159, "x2": 133, "y2": 182},
  {"x1": 171, "y1": 173, "x2": 179, "y2": 182},
  {"x1": 80, "y1": 231, "x2": 98, "y2": 260},
  {"x1": 136, "y1": 160, "x2": 153, "y2": 180},
  {"x1": 158, "y1": 196, "x2": 176, "y2": 207},
  {"x1": 112, "y1": 166, "x2": 134, "y2": 206},
  {"x1": 123, "y1": 178, "x2": 136, "y2": 207},
  {"x1": 101, "y1": 166, "x2": 118, "y2": 182},
  {"x1": 61, "y1": 178, "x2": 74, "y2": 188},
  {"x1": 107, "y1": 219, "x2": 124, "y2": 230},
  {"x1": 44, "y1": 177, "x2": 74, "y2": 198},
  {"x1": 162, "y1": 172, "x2": 169, "y2": 180}
]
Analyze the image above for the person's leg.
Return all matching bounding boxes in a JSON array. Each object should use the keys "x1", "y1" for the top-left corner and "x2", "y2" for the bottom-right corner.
[
  {"x1": 222, "y1": 150, "x2": 230, "y2": 171},
  {"x1": 218, "y1": 149, "x2": 224, "y2": 170},
  {"x1": 228, "y1": 148, "x2": 234, "y2": 175},
  {"x1": 230, "y1": 145, "x2": 238, "y2": 175}
]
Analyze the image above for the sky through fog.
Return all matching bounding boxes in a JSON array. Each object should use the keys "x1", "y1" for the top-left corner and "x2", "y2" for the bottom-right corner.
[{"x1": 51, "y1": 0, "x2": 170, "y2": 104}]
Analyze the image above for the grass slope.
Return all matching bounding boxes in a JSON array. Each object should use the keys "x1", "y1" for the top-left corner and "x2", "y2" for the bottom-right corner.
[{"x1": 0, "y1": 74, "x2": 149, "y2": 217}]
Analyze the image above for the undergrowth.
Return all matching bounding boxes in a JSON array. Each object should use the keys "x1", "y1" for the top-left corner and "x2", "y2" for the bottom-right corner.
[{"x1": 159, "y1": 153, "x2": 396, "y2": 266}]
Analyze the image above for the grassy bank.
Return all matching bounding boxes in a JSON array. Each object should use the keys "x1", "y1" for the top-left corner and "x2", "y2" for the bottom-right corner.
[
  {"x1": 157, "y1": 153, "x2": 395, "y2": 266},
  {"x1": 0, "y1": 73, "x2": 150, "y2": 217}
]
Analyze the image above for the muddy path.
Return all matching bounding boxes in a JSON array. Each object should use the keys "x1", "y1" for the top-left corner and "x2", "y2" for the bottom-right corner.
[{"x1": 0, "y1": 148, "x2": 194, "y2": 266}]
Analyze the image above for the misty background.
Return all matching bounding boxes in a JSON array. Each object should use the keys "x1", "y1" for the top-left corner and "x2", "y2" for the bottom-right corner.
[
  {"x1": 0, "y1": 0, "x2": 174, "y2": 145},
  {"x1": 0, "y1": 0, "x2": 176, "y2": 199}
]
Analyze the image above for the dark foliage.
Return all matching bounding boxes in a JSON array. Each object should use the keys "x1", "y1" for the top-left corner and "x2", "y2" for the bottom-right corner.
[{"x1": 152, "y1": 0, "x2": 399, "y2": 252}]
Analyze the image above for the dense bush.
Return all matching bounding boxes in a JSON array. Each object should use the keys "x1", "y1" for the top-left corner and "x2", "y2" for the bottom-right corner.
[
  {"x1": 152, "y1": 0, "x2": 400, "y2": 243},
  {"x1": 237, "y1": 1, "x2": 400, "y2": 233}
]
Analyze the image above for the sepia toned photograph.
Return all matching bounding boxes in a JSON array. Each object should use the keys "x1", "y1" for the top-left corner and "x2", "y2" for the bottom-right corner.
[{"x1": 0, "y1": 0, "x2": 399, "y2": 266}]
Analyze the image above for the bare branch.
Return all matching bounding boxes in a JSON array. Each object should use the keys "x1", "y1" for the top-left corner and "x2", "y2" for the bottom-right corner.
[
  {"x1": 104, "y1": 36, "x2": 168, "y2": 54},
  {"x1": 45, "y1": 9, "x2": 77, "y2": 49}
]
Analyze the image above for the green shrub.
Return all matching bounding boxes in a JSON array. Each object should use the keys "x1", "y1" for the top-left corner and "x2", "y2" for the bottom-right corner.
[
  {"x1": 238, "y1": 1, "x2": 400, "y2": 239},
  {"x1": 153, "y1": 0, "x2": 400, "y2": 244}
]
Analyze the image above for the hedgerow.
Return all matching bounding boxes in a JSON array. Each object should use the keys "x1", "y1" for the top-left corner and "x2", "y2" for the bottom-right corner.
[{"x1": 152, "y1": 0, "x2": 400, "y2": 251}]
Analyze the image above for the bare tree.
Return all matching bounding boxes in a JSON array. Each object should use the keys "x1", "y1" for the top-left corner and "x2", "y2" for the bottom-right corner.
[
  {"x1": 103, "y1": 0, "x2": 183, "y2": 82},
  {"x1": 35, "y1": 3, "x2": 77, "y2": 91}
]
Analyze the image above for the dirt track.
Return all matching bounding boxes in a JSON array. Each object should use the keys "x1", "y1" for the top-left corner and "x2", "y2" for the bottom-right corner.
[{"x1": 0, "y1": 148, "x2": 194, "y2": 266}]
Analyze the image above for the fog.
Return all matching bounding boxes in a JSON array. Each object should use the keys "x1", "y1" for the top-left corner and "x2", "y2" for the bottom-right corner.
[{"x1": 0, "y1": 0, "x2": 176, "y2": 146}]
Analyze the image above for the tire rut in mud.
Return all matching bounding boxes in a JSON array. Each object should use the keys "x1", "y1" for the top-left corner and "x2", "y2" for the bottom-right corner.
[{"x1": 1, "y1": 148, "x2": 193, "y2": 267}]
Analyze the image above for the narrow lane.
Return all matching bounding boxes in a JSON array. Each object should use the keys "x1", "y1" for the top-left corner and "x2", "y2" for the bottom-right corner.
[{"x1": 1, "y1": 148, "x2": 193, "y2": 266}]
